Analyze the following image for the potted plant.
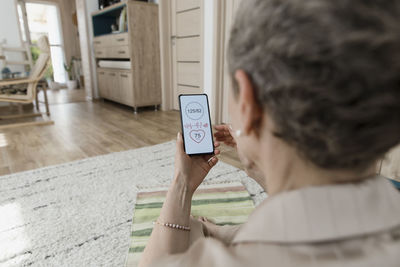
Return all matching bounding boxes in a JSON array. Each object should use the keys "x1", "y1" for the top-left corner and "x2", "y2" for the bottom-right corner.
[
  {"x1": 64, "y1": 57, "x2": 77, "y2": 90},
  {"x1": 45, "y1": 65, "x2": 59, "y2": 90},
  {"x1": 32, "y1": 44, "x2": 59, "y2": 90}
]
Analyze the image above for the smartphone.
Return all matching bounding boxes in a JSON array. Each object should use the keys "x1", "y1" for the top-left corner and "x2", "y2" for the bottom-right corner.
[{"x1": 179, "y1": 94, "x2": 214, "y2": 155}]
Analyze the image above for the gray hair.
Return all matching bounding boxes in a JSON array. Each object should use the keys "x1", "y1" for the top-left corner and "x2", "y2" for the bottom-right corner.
[{"x1": 228, "y1": 0, "x2": 400, "y2": 169}]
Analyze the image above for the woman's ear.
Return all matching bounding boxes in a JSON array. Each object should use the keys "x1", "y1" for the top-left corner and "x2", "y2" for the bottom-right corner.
[{"x1": 234, "y1": 70, "x2": 262, "y2": 136}]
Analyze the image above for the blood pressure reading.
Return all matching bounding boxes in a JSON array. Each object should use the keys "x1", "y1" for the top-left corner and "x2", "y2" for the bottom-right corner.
[{"x1": 179, "y1": 94, "x2": 214, "y2": 155}]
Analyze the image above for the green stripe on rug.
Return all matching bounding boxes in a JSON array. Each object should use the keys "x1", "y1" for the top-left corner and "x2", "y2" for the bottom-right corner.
[
  {"x1": 135, "y1": 196, "x2": 252, "y2": 209},
  {"x1": 125, "y1": 183, "x2": 255, "y2": 267},
  {"x1": 131, "y1": 228, "x2": 153, "y2": 237},
  {"x1": 129, "y1": 246, "x2": 145, "y2": 253},
  {"x1": 136, "y1": 191, "x2": 250, "y2": 204}
]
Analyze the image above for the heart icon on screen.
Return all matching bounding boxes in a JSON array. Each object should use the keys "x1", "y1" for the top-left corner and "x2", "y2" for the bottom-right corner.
[{"x1": 189, "y1": 130, "x2": 205, "y2": 143}]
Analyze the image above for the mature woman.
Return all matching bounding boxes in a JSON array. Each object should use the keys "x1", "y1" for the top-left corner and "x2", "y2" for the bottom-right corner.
[{"x1": 139, "y1": 0, "x2": 400, "y2": 266}]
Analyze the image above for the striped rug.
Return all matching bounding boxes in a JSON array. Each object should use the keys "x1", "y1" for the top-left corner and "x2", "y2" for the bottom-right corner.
[{"x1": 125, "y1": 182, "x2": 255, "y2": 267}]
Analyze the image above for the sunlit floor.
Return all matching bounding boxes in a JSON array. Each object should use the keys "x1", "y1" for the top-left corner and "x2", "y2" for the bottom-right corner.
[{"x1": 38, "y1": 87, "x2": 87, "y2": 105}]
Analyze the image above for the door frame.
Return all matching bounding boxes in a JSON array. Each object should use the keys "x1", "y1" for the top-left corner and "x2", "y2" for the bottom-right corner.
[
  {"x1": 158, "y1": 0, "x2": 226, "y2": 123},
  {"x1": 211, "y1": 0, "x2": 226, "y2": 124},
  {"x1": 158, "y1": 0, "x2": 173, "y2": 111}
]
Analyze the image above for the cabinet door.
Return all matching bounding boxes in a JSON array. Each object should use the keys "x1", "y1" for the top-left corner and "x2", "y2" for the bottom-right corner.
[
  {"x1": 107, "y1": 71, "x2": 121, "y2": 101},
  {"x1": 97, "y1": 70, "x2": 108, "y2": 98},
  {"x1": 120, "y1": 72, "x2": 134, "y2": 106}
]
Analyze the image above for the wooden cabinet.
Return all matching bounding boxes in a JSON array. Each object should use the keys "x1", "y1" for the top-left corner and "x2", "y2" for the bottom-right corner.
[
  {"x1": 92, "y1": 1, "x2": 161, "y2": 111},
  {"x1": 97, "y1": 68, "x2": 134, "y2": 105}
]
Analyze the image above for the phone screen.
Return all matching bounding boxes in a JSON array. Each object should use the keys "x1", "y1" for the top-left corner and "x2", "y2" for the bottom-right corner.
[{"x1": 179, "y1": 94, "x2": 214, "y2": 155}]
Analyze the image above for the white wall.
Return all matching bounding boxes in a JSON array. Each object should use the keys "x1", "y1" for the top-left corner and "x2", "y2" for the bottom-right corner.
[
  {"x1": 76, "y1": 0, "x2": 98, "y2": 100},
  {"x1": 0, "y1": 0, "x2": 24, "y2": 73},
  {"x1": 203, "y1": 0, "x2": 215, "y2": 119},
  {"x1": 85, "y1": 0, "x2": 99, "y2": 98}
]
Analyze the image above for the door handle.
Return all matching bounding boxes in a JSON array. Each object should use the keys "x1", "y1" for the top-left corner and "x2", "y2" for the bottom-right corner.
[{"x1": 171, "y1": 35, "x2": 177, "y2": 45}]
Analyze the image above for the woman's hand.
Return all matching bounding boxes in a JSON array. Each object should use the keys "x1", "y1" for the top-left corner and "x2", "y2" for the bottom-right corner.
[
  {"x1": 214, "y1": 124, "x2": 237, "y2": 147},
  {"x1": 173, "y1": 132, "x2": 220, "y2": 195},
  {"x1": 214, "y1": 124, "x2": 266, "y2": 189}
]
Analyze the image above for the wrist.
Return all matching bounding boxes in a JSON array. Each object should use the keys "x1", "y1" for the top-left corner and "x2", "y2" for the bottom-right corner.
[
  {"x1": 172, "y1": 173, "x2": 195, "y2": 196},
  {"x1": 159, "y1": 176, "x2": 193, "y2": 225},
  {"x1": 172, "y1": 175, "x2": 194, "y2": 197}
]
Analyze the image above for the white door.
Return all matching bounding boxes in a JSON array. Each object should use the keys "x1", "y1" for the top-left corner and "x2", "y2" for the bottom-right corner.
[
  {"x1": 221, "y1": 0, "x2": 242, "y2": 123},
  {"x1": 171, "y1": 0, "x2": 204, "y2": 110}
]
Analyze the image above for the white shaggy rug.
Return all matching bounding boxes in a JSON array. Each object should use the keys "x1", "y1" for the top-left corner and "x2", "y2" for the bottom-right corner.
[{"x1": 0, "y1": 141, "x2": 266, "y2": 267}]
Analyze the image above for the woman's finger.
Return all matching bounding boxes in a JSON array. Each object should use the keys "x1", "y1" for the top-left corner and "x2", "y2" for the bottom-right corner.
[
  {"x1": 214, "y1": 131, "x2": 227, "y2": 138},
  {"x1": 203, "y1": 147, "x2": 219, "y2": 162},
  {"x1": 208, "y1": 156, "x2": 218, "y2": 167},
  {"x1": 203, "y1": 154, "x2": 213, "y2": 161},
  {"x1": 176, "y1": 132, "x2": 185, "y2": 154},
  {"x1": 214, "y1": 124, "x2": 229, "y2": 131}
]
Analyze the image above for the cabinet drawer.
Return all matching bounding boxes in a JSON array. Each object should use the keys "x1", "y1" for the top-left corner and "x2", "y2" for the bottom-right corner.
[
  {"x1": 111, "y1": 33, "x2": 129, "y2": 46},
  {"x1": 94, "y1": 47, "x2": 106, "y2": 58},
  {"x1": 93, "y1": 36, "x2": 110, "y2": 48},
  {"x1": 111, "y1": 46, "x2": 130, "y2": 58}
]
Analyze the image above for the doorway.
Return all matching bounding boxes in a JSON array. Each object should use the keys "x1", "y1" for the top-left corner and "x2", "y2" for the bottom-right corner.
[
  {"x1": 19, "y1": 1, "x2": 67, "y2": 84},
  {"x1": 171, "y1": 0, "x2": 204, "y2": 110}
]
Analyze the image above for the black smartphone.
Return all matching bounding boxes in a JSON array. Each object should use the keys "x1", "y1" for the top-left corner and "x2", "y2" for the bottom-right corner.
[{"x1": 179, "y1": 94, "x2": 214, "y2": 155}]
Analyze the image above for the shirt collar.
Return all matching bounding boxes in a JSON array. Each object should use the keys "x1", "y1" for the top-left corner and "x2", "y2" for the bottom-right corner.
[{"x1": 233, "y1": 176, "x2": 400, "y2": 244}]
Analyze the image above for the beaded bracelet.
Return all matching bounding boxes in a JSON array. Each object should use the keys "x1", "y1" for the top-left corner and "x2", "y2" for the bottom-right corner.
[{"x1": 153, "y1": 220, "x2": 191, "y2": 231}]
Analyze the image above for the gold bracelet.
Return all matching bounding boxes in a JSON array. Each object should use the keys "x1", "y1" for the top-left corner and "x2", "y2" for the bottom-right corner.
[{"x1": 153, "y1": 220, "x2": 190, "y2": 231}]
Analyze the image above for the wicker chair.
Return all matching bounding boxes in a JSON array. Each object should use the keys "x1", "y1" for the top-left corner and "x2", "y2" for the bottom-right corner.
[{"x1": 0, "y1": 36, "x2": 53, "y2": 128}]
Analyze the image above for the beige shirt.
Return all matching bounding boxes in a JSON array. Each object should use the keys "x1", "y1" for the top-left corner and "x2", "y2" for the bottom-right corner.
[{"x1": 151, "y1": 177, "x2": 400, "y2": 266}]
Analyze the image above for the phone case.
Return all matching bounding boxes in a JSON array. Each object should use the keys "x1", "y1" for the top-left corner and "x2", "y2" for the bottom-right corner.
[{"x1": 178, "y1": 94, "x2": 215, "y2": 156}]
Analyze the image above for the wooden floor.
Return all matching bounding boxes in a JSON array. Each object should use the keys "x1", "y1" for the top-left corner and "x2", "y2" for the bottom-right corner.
[
  {"x1": 1, "y1": 89, "x2": 397, "y2": 181},
  {"x1": 0, "y1": 92, "x2": 241, "y2": 176}
]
